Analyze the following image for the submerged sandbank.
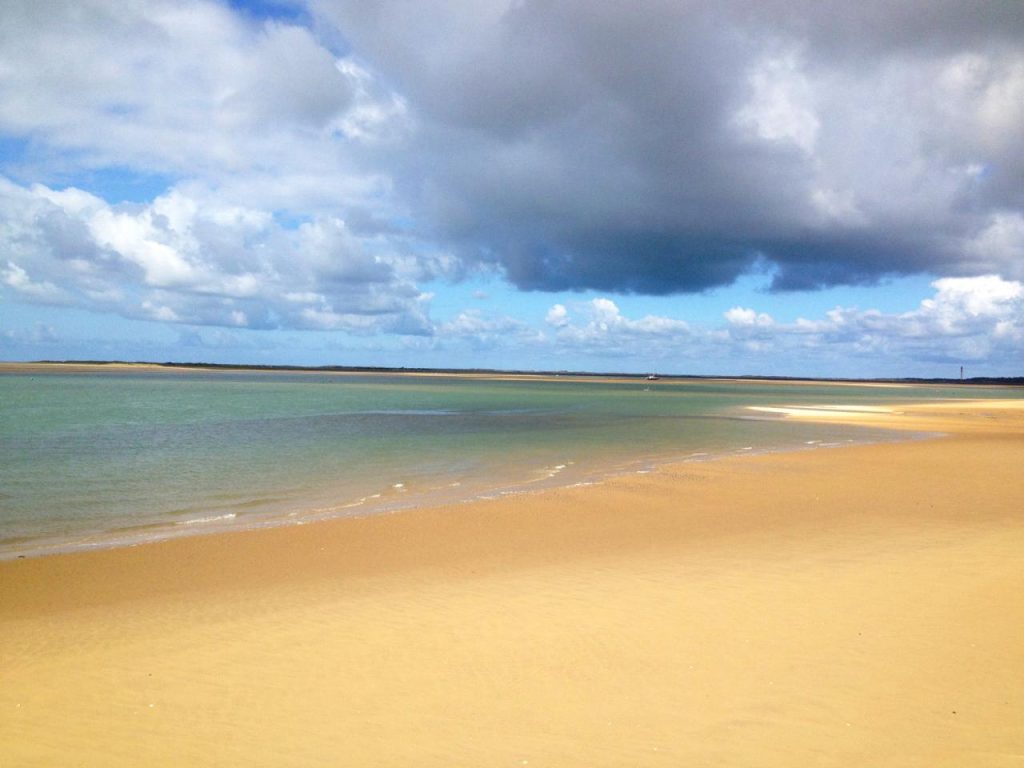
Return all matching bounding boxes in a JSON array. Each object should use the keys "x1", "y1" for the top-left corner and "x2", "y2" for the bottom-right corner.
[{"x1": 1, "y1": 400, "x2": 1022, "y2": 766}]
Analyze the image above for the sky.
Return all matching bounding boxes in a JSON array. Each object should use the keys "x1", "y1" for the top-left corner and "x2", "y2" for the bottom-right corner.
[{"x1": 1, "y1": 0, "x2": 1022, "y2": 378}]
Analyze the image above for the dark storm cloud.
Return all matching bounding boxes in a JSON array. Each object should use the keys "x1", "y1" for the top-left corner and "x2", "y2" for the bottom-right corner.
[
  {"x1": 313, "y1": 0, "x2": 1024, "y2": 294},
  {"x1": 740, "y1": 0, "x2": 1024, "y2": 59},
  {"x1": 498, "y1": 232, "x2": 756, "y2": 294}
]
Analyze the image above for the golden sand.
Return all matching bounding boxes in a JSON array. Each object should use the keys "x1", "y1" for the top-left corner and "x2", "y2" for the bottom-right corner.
[{"x1": 2, "y1": 400, "x2": 1023, "y2": 766}]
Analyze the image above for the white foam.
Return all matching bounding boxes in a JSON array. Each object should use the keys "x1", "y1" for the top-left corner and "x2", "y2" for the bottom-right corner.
[{"x1": 178, "y1": 512, "x2": 236, "y2": 526}]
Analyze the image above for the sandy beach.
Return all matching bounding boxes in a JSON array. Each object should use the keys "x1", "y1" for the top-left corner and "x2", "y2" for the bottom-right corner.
[{"x1": 2, "y1": 398, "x2": 1023, "y2": 766}]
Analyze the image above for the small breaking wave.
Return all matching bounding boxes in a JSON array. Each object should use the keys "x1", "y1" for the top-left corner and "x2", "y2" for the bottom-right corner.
[{"x1": 177, "y1": 512, "x2": 237, "y2": 526}]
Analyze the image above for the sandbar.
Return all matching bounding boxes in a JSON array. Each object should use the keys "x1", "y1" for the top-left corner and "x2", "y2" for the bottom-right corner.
[{"x1": 2, "y1": 399, "x2": 1023, "y2": 766}]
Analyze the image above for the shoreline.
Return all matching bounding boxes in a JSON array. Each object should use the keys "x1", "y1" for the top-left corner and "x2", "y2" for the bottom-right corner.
[
  {"x1": 2, "y1": 400, "x2": 1023, "y2": 765},
  {"x1": 0, "y1": 405, "x2": 932, "y2": 563},
  {"x1": 0, "y1": 397, "x2": 995, "y2": 562},
  {"x1": 2, "y1": 392, "x2": 1017, "y2": 564},
  {"x1": 4, "y1": 359, "x2": 1020, "y2": 388}
]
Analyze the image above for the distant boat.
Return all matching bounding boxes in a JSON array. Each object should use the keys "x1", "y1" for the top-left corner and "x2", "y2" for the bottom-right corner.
[{"x1": 646, "y1": 374, "x2": 660, "y2": 380}]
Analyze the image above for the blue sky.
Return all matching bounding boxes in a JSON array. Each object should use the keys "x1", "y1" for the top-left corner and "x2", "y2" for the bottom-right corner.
[{"x1": 1, "y1": 0, "x2": 1022, "y2": 377}]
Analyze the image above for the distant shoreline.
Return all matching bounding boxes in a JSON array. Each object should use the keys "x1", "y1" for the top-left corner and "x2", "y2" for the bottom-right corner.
[{"x1": 2, "y1": 359, "x2": 1021, "y2": 387}]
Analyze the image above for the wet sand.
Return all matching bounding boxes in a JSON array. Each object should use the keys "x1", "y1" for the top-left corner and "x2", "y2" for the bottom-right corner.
[{"x1": 2, "y1": 400, "x2": 1023, "y2": 766}]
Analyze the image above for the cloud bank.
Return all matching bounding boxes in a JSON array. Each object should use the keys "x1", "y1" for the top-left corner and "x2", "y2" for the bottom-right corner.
[
  {"x1": 389, "y1": 274, "x2": 1020, "y2": 377},
  {"x1": 533, "y1": 275, "x2": 1024, "y2": 372},
  {"x1": 314, "y1": 0, "x2": 1024, "y2": 293},
  {"x1": 0, "y1": 177, "x2": 445, "y2": 333}
]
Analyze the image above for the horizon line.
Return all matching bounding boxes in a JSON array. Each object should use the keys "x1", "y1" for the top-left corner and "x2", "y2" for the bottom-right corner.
[{"x1": 8, "y1": 359, "x2": 1022, "y2": 387}]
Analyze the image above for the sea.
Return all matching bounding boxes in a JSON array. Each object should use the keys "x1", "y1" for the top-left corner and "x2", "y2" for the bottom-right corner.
[{"x1": 0, "y1": 367, "x2": 1017, "y2": 559}]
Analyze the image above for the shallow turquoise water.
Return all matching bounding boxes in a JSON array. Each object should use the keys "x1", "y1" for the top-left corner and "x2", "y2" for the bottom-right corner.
[{"x1": 0, "y1": 369, "x2": 1017, "y2": 557}]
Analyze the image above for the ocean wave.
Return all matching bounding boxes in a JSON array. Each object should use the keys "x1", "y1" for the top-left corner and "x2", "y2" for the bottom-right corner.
[{"x1": 177, "y1": 512, "x2": 237, "y2": 526}]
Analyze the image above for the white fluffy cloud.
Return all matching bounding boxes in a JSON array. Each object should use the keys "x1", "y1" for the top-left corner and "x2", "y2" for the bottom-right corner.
[
  {"x1": 0, "y1": 1, "x2": 408, "y2": 187},
  {"x1": 2, "y1": 260, "x2": 62, "y2": 301},
  {"x1": 438, "y1": 309, "x2": 543, "y2": 350},
  {"x1": 547, "y1": 299, "x2": 691, "y2": 356},
  {"x1": 544, "y1": 303, "x2": 569, "y2": 328},
  {"x1": 0, "y1": 0, "x2": 441, "y2": 337},
  {"x1": 0, "y1": 177, "x2": 436, "y2": 333},
  {"x1": 725, "y1": 307, "x2": 775, "y2": 328},
  {"x1": 0, "y1": 0, "x2": 416, "y2": 237},
  {"x1": 750, "y1": 276, "x2": 1024, "y2": 366},
  {"x1": 527, "y1": 278, "x2": 1023, "y2": 372}
]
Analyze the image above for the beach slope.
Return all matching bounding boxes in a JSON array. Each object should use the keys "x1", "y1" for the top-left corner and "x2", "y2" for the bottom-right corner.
[{"x1": 2, "y1": 400, "x2": 1023, "y2": 766}]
